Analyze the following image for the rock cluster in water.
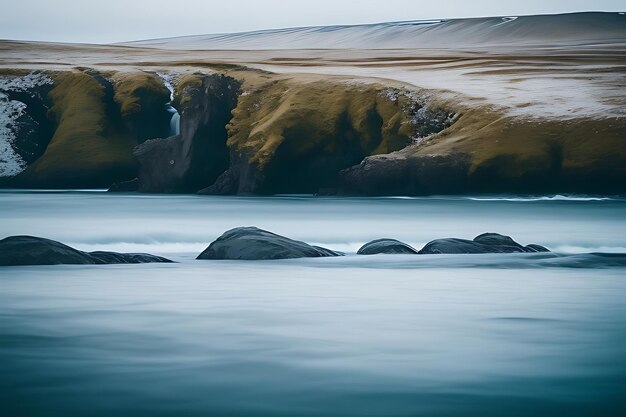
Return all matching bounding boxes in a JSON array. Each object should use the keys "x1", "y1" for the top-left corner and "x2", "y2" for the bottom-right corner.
[
  {"x1": 359, "y1": 232, "x2": 549, "y2": 255},
  {"x1": 1, "y1": 230, "x2": 550, "y2": 266},
  {"x1": 0, "y1": 236, "x2": 173, "y2": 266},
  {"x1": 198, "y1": 228, "x2": 548, "y2": 260},
  {"x1": 417, "y1": 233, "x2": 550, "y2": 254}
]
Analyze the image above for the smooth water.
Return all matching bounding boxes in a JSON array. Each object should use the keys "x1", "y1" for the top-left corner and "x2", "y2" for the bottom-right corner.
[{"x1": 1, "y1": 191, "x2": 625, "y2": 416}]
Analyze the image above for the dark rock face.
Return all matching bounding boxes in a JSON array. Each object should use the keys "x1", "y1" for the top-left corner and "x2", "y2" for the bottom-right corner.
[
  {"x1": 340, "y1": 152, "x2": 471, "y2": 196},
  {"x1": 135, "y1": 74, "x2": 241, "y2": 193},
  {"x1": 0, "y1": 236, "x2": 172, "y2": 266},
  {"x1": 357, "y1": 238, "x2": 419, "y2": 255},
  {"x1": 197, "y1": 227, "x2": 343, "y2": 260},
  {"x1": 418, "y1": 233, "x2": 549, "y2": 254},
  {"x1": 198, "y1": 152, "x2": 261, "y2": 195}
]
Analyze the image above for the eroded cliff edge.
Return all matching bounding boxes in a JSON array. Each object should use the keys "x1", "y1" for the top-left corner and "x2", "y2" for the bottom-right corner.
[{"x1": 1, "y1": 67, "x2": 624, "y2": 195}]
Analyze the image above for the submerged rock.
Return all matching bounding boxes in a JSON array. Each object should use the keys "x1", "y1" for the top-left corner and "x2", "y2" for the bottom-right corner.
[
  {"x1": 108, "y1": 177, "x2": 139, "y2": 192},
  {"x1": 524, "y1": 244, "x2": 551, "y2": 253},
  {"x1": 418, "y1": 232, "x2": 549, "y2": 254},
  {"x1": 197, "y1": 227, "x2": 343, "y2": 260},
  {"x1": 357, "y1": 238, "x2": 419, "y2": 255},
  {"x1": 0, "y1": 235, "x2": 173, "y2": 266},
  {"x1": 88, "y1": 251, "x2": 172, "y2": 264}
]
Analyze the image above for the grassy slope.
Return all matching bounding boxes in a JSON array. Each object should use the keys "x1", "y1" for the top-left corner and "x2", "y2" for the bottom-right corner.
[
  {"x1": 221, "y1": 76, "x2": 424, "y2": 192},
  {"x1": 17, "y1": 71, "x2": 137, "y2": 187},
  {"x1": 228, "y1": 79, "x2": 414, "y2": 165},
  {"x1": 413, "y1": 105, "x2": 626, "y2": 190},
  {"x1": 112, "y1": 72, "x2": 170, "y2": 119}
]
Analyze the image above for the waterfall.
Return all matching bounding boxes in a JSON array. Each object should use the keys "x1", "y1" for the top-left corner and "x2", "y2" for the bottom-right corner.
[
  {"x1": 157, "y1": 73, "x2": 180, "y2": 136},
  {"x1": 167, "y1": 106, "x2": 180, "y2": 136}
]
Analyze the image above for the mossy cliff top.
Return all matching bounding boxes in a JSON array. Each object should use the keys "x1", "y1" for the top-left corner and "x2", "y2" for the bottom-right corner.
[
  {"x1": 13, "y1": 70, "x2": 173, "y2": 188},
  {"x1": 340, "y1": 102, "x2": 626, "y2": 195},
  {"x1": 111, "y1": 72, "x2": 170, "y2": 118},
  {"x1": 228, "y1": 79, "x2": 441, "y2": 167},
  {"x1": 172, "y1": 73, "x2": 204, "y2": 108},
  {"x1": 411, "y1": 102, "x2": 625, "y2": 182}
]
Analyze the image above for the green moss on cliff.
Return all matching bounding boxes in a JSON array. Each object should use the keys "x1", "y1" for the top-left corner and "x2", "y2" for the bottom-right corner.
[
  {"x1": 17, "y1": 71, "x2": 137, "y2": 187},
  {"x1": 112, "y1": 72, "x2": 170, "y2": 118},
  {"x1": 112, "y1": 72, "x2": 171, "y2": 142},
  {"x1": 229, "y1": 80, "x2": 415, "y2": 167},
  {"x1": 173, "y1": 73, "x2": 204, "y2": 108},
  {"x1": 411, "y1": 107, "x2": 626, "y2": 192},
  {"x1": 223, "y1": 78, "x2": 421, "y2": 192}
]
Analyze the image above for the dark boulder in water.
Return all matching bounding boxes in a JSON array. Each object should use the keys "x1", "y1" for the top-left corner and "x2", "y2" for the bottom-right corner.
[
  {"x1": 0, "y1": 236, "x2": 173, "y2": 266},
  {"x1": 0, "y1": 236, "x2": 95, "y2": 265},
  {"x1": 418, "y1": 233, "x2": 549, "y2": 254},
  {"x1": 197, "y1": 227, "x2": 343, "y2": 260},
  {"x1": 357, "y1": 239, "x2": 419, "y2": 255}
]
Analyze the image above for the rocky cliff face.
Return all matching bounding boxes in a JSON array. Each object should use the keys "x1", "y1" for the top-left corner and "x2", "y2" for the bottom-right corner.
[
  {"x1": 130, "y1": 75, "x2": 454, "y2": 195},
  {"x1": 134, "y1": 73, "x2": 241, "y2": 193},
  {"x1": 200, "y1": 80, "x2": 455, "y2": 195},
  {"x1": 2, "y1": 68, "x2": 625, "y2": 195}
]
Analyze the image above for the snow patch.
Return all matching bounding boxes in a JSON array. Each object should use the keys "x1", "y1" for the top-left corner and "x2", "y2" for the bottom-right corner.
[{"x1": 0, "y1": 72, "x2": 52, "y2": 177}]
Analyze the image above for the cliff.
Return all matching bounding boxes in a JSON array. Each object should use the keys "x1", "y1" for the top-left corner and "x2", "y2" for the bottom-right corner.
[{"x1": 1, "y1": 66, "x2": 624, "y2": 195}]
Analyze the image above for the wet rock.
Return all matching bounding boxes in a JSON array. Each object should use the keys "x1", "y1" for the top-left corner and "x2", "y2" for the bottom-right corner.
[
  {"x1": 0, "y1": 235, "x2": 173, "y2": 266},
  {"x1": 108, "y1": 178, "x2": 139, "y2": 192},
  {"x1": 197, "y1": 227, "x2": 343, "y2": 260},
  {"x1": 0, "y1": 235, "x2": 95, "y2": 265},
  {"x1": 357, "y1": 238, "x2": 419, "y2": 255},
  {"x1": 88, "y1": 251, "x2": 172, "y2": 264},
  {"x1": 418, "y1": 232, "x2": 549, "y2": 254},
  {"x1": 472, "y1": 232, "x2": 526, "y2": 249},
  {"x1": 524, "y1": 244, "x2": 551, "y2": 253}
]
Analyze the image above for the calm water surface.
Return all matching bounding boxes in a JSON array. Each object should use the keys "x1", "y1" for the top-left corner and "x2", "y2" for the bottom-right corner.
[{"x1": 1, "y1": 191, "x2": 625, "y2": 416}]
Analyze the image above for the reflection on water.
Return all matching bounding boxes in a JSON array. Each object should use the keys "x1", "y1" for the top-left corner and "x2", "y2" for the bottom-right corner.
[{"x1": 0, "y1": 191, "x2": 625, "y2": 416}]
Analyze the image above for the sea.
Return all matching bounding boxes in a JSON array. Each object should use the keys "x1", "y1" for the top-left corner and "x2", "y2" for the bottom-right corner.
[{"x1": 1, "y1": 190, "x2": 625, "y2": 416}]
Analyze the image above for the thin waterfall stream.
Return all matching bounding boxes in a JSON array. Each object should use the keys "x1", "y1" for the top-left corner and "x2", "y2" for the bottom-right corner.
[{"x1": 157, "y1": 73, "x2": 180, "y2": 136}]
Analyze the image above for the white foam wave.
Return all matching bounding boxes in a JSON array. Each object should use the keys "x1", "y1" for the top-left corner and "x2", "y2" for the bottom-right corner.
[
  {"x1": 552, "y1": 245, "x2": 626, "y2": 254},
  {"x1": 466, "y1": 195, "x2": 616, "y2": 202}
]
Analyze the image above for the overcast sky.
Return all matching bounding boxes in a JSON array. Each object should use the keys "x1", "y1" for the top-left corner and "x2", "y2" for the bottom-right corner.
[{"x1": 1, "y1": 0, "x2": 623, "y2": 43}]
